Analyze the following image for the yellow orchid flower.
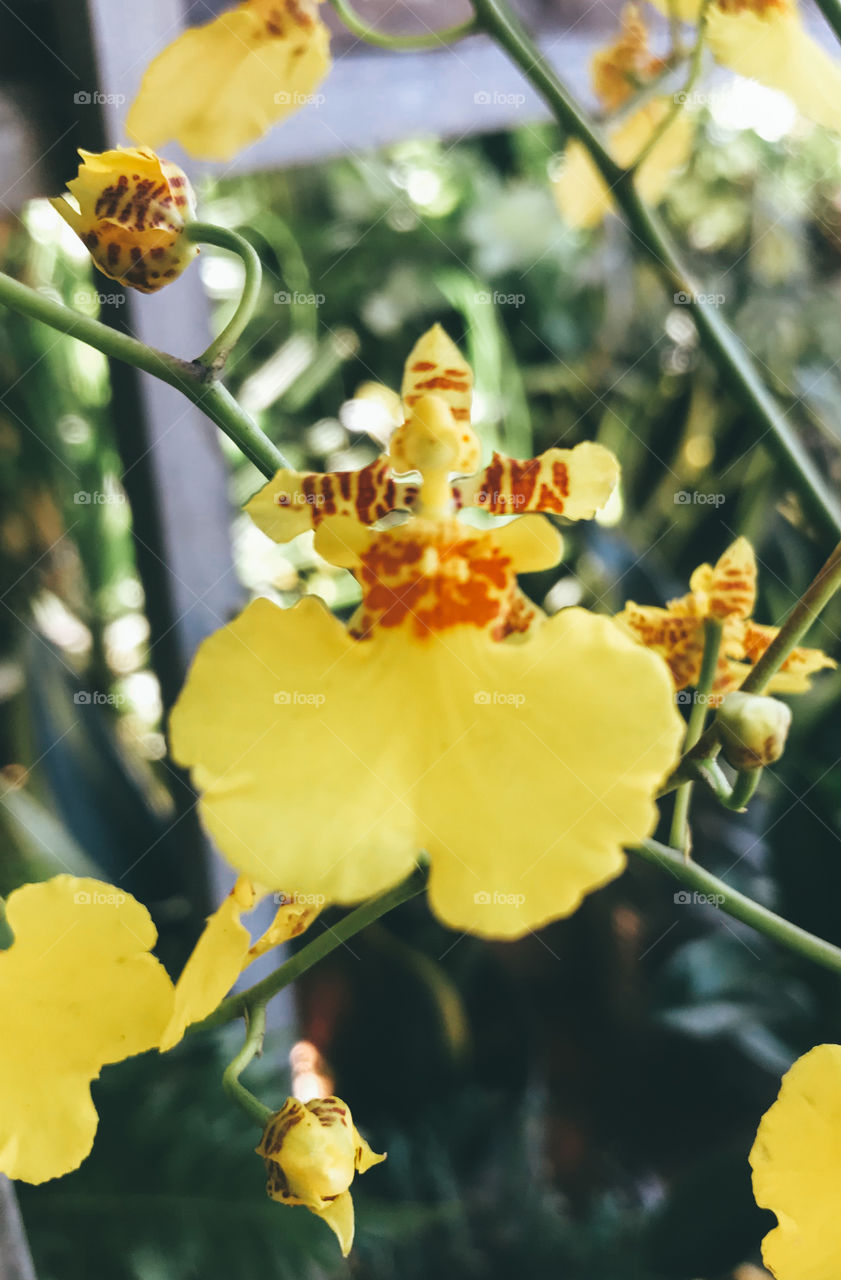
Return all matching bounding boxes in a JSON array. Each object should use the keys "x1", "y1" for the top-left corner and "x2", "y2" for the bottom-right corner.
[
  {"x1": 160, "y1": 876, "x2": 321, "y2": 1051},
  {"x1": 170, "y1": 324, "x2": 683, "y2": 940},
  {"x1": 553, "y1": 5, "x2": 694, "y2": 229},
  {"x1": 257, "y1": 1096, "x2": 385, "y2": 1255},
  {"x1": 616, "y1": 536, "x2": 835, "y2": 695},
  {"x1": 650, "y1": 0, "x2": 841, "y2": 133},
  {"x1": 0, "y1": 876, "x2": 173, "y2": 1184},
  {"x1": 50, "y1": 148, "x2": 198, "y2": 294},
  {"x1": 126, "y1": 0, "x2": 331, "y2": 162},
  {"x1": 749, "y1": 1043, "x2": 841, "y2": 1278}
]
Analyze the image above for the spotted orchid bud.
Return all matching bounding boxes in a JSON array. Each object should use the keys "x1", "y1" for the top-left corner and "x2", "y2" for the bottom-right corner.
[
  {"x1": 50, "y1": 148, "x2": 198, "y2": 294},
  {"x1": 718, "y1": 690, "x2": 792, "y2": 770},
  {"x1": 256, "y1": 1096, "x2": 385, "y2": 1255}
]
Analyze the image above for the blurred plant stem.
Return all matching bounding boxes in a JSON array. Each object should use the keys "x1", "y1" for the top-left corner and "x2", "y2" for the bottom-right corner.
[
  {"x1": 184, "y1": 222, "x2": 262, "y2": 373},
  {"x1": 469, "y1": 0, "x2": 841, "y2": 538},
  {"x1": 665, "y1": 538, "x2": 841, "y2": 786},
  {"x1": 632, "y1": 0, "x2": 713, "y2": 171},
  {"x1": 327, "y1": 0, "x2": 477, "y2": 48},
  {"x1": 670, "y1": 618, "x2": 722, "y2": 854},
  {"x1": 192, "y1": 864, "x2": 429, "y2": 1034},
  {"x1": 634, "y1": 839, "x2": 841, "y2": 974},
  {"x1": 222, "y1": 1002, "x2": 272, "y2": 1126},
  {"x1": 0, "y1": 267, "x2": 286, "y2": 478}
]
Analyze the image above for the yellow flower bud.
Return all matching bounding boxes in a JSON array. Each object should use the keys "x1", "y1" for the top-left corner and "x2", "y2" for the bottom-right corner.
[
  {"x1": 50, "y1": 147, "x2": 198, "y2": 294},
  {"x1": 256, "y1": 1096, "x2": 385, "y2": 1255},
  {"x1": 718, "y1": 690, "x2": 792, "y2": 770}
]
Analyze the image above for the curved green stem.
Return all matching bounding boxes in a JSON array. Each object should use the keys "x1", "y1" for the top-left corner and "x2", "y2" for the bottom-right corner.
[
  {"x1": 670, "y1": 617, "x2": 723, "y2": 853},
  {"x1": 0, "y1": 268, "x2": 287, "y2": 479},
  {"x1": 633, "y1": 839, "x2": 841, "y2": 974},
  {"x1": 193, "y1": 865, "x2": 428, "y2": 1033},
  {"x1": 469, "y1": 0, "x2": 841, "y2": 538},
  {"x1": 631, "y1": 0, "x2": 712, "y2": 172},
  {"x1": 185, "y1": 222, "x2": 262, "y2": 372},
  {"x1": 328, "y1": 0, "x2": 477, "y2": 48},
  {"x1": 222, "y1": 1003, "x2": 273, "y2": 1127}
]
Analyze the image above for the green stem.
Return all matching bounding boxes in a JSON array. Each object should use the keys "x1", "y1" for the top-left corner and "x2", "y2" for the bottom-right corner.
[
  {"x1": 668, "y1": 538, "x2": 841, "y2": 781},
  {"x1": 729, "y1": 765, "x2": 762, "y2": 809},
  {"x1": 631, "y1": 0, "x2": 712, "y2": 172},
  {"x1": 670, "y1": 618, "x2": 723, "y2": 852},
  {"x1": 184, "y1": 222, "x2": 263, "y2": 372},
  {"x1": 812, "y1": 0, "x2": 841, "y2": 46},
  {"x1": 0, "y1": 268, "x2": 287, "y2": 479},
  {"x1": 192, "y1": 864, "x2": 429, "y2": 1033},
  {"x1": 469, "y1": 0, "x2": 841, "y2": 538},
  {"x1": 327, "y1": 0, "x2": 477, "y2": 48},
  {"x1": 222, "y1": 1003, "x2": 273, "y2": 1127},
  {"x1": 633, "y1": 839, "x2": 841, "y2": 974}
]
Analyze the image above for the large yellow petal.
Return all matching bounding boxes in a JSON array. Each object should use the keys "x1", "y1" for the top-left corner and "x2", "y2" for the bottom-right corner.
[
  {"x1": 750, "y1": 1043, "x2": 841, "y2": 1279},
  {"x1": 169, "y1": 595, "x2": 422, "y2": 901},
  {"x1": 554, "y1": 102, "x2": 694, "y2": 229},
  {"x1": 170, "y1": 594, "x2": 681, "y2": 938},
  {"x1": 126, "y1": 0, "x2": 331, "y2": 161},
  {"x1": 418, "y1": 610, "x2": 683, "y2": 937},
  {"x1": 0, "y1": 876, "x2": 173, "y2": 1183}
]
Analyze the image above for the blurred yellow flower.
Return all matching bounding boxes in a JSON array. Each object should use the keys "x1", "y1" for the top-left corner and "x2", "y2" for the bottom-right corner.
[
  {"x1": 553, "y1": 5, "x2": 694, "y2": 228},
  {"x1": 257, "y1": 1095, "x2": 385, "y2": 1255},
  {"x1": 171, "y1": 325, "x2": 683, "y2": 939},
  {"x1": 160, "y1": 876, "x2": 320, "y2": 1051},
  {"x1": 650, "y1": 0, "x2": 841, "y2": 133},
  {"x1": 0, "y1": 876, "x2": 173, "y2": 1184},
  {"x1": 50, "y1": 148, "x2": 197, "y2": 294},
  {"x1": 126, "y1": 0, "x2": 331, "y2": 161},
  {"x1": 616, "y1": 536, "x2": 835, "y2": 694},
  {"x1": 749, "y1": 1043, "x2": 841, "y2": 1278}
]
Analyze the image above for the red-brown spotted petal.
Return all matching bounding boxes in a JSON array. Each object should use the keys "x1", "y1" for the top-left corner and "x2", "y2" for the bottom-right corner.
[
  {"x1": 696, "y1": 536, "x2": 757, "y2": 620},
  {"x1": 245, "y1": 459, "x2": 419, "y2": 543},
  {"x1": 454, "y1": 441, "x2": 618, "y2": 520},
  {"x1": 401, "y1": 325, "x2": 473, "y2": 426}
]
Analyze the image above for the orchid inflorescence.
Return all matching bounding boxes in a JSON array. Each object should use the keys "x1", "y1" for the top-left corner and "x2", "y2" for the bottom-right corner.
[{"x1": 1, "y1": 0, "x2": 840, "y2": 1272}]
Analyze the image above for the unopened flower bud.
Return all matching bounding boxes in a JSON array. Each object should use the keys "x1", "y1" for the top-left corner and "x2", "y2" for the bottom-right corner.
[
  {"x1": 256, "y1": 1096, "x2": 385, "y2": 1255},
  {"x1": 718, "y1": 691, "x2": 792, "y2": 770},
  {"x1": 50, "y1": 147, "x2": 197, "y2": 294}
]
